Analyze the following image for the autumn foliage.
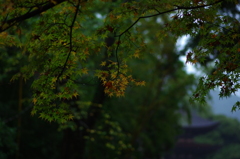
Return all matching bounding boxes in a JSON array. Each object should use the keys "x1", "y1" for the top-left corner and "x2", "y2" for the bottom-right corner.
[{"x1": 0, "y1": 0, "x2": 239, "y2": 122}]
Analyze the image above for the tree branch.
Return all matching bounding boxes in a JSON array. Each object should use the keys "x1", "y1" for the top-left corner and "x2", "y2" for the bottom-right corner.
[
  {"x1": 116, "y1": 0, "x2": 224, "y2": 37},
  {"x1": 113, "y1": 0, "x2": 224, "y2": 77},
  {"x1": 174, "y1": 0, "x2": 224, "y2": 9},
  {"x1": 56, "y1": 0, "x2": 80, "y2": 82},
  {"x1": 0, "y1": 0, "x2": 66, "y2": 32}
]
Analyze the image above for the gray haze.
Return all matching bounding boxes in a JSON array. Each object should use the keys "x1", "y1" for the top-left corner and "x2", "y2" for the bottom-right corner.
[{"x1": 208, "y1": 90, "x2": 240, "y2": 121}]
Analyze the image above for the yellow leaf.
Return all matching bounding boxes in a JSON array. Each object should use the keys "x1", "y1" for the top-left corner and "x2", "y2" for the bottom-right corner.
[
  {"x1": 140, "y1": 81, "x2": 146, "y2": 86},
  {"x1": 116, "y1": 15, "x2": 122, "y2": 19},
  {"x1": 71, "y1": 51, "x2": 76, "y2": 56},
  {"x1": 0, "y1": 32, "x2": 8, "y2": 38},
  {"x1": 82, "y1": 68, "x2": 88, "y2": 74},
  {"x1": 192, "y1": 59, "x2": 198, "y2": 64},
  {"x1": 116, "y1": 92, "x2": 124, "y2": 97},
  {"x1": 73, "y1": 92, "x2": 78, "y2": 98},
  {"x1": 52, "y1": 77, "x2": 57, "y2": 83},
  {"x1": 111, "y1": 73, "x2": 117, "y2": 79},
  {"x1": 100, "y1": 61, "x2": 106, "y2": 66},
  {"x1": 68, "y1": 114, "x2": 74, "y2": 120},
  {"x1": 135, "y1": 81, "x2": 146, "y2": 86},
  {"x1": 108, "y1": 92, "x2": 114, "y2": 97},
  {"x1": 133, "y1": 50, "x2": 140, "y2": 58},
  {"x1": 33, "y1": 98, "x2": 37, "y2": 104}
]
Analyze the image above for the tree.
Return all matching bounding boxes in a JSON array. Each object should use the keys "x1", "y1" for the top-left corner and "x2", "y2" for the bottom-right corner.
[
  {"x1": 2, "y1": 0, "x2": 234, "y2": 158},
  {"x1": 0, "y1": 0, "x2": 239, "y2": 121},
  {"x1": 178, "y1": 0, "x2": 240, "y2": 110},
  {"x1": 0, "y1": 10, "x2": 197, "y2": 159}
]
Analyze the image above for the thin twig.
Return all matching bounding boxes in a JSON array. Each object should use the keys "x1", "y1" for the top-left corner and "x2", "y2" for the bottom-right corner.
[
  {"x1": 115, "y1": 36, "x2": 121, "y2": 78},
  {"x1": 56, "y1": 0, "x2": 80, "y2": 82}
]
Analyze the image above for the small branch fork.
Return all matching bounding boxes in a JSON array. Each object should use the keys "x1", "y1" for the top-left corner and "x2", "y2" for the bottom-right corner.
[
  {"x1": 113, "y1": 0, "x2": 224, "y2": 76},
  {"x1": 56, "y1": 0, "x2": 81, "y2": 83}
]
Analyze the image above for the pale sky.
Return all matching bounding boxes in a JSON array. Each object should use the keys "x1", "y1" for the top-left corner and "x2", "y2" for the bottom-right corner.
[
  {"x1": 176, "y1": 35, "x2": 198, "y2": 74},
  {"x1": 176, "y1": 36, "x2": 240, "y2": 98}
]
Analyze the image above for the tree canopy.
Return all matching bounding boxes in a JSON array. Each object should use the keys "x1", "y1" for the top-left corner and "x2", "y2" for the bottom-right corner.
[{"x1": 0, "y1": 0, "x2": 239, "y2": 120}]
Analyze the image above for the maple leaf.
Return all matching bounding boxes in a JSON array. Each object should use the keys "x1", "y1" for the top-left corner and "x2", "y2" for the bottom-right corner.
[
  {"x1": 104, "y1": 81, "x2": 113, "y2": 88},
  {"x1": 100, "y1": 61, "x2": 106, "y2": 66},
  {"x1": 132, "y1": 49, "x2": 141, "y2": 58},
  {"x1": 33, "y1": 98, "x2": 37, "y2": 104},
  {"x1": 82, "y1": 68, "x2": 88, "y2": 74},
  {"x1": 140, "y1": 81, "x2": 146, "y2": 86},
  {"x1": 52, "y1": 77, "x2": 57, "y2": 83},
  {"x1": 39, "y1": 113, "x2": 45, "y2": 119},
  {"x1": 72, "y1": 91, "x2": 78, "y2": 98},
  {"x1": 31, "y1": 109, "x2": 37, "y2": 116},
  {"x1": 116, "y1": 15, "x2": 122, "y2": 19},
  {"x1": 68, "y1": 114, "x2": 74, "y2": 120},
  {"x1": 108, "y1": 92, "x2": 114, "y2": 97}
]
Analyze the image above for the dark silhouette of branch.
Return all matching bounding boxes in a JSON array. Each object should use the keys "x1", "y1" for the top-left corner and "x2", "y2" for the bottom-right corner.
[
  {"x1": 116, "y1": 0, "x2": 224, "y2": 37},
  {"x1": 115, "y1": 36, "x2": 121, "y2": 78},
  {"x1": 174, "y1": 0, "x2": 224, "y2": 9},
  {"x1": 0, "y1": 0, "x2": 66, "y2": 33},
  {"x1": 56, "y1": 0, "x2": 80, "y2": 82}
]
